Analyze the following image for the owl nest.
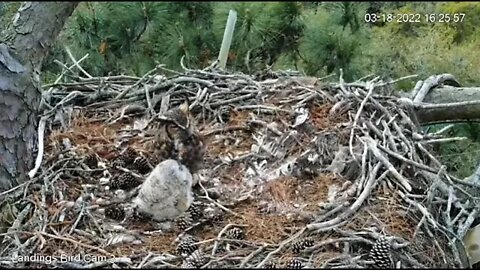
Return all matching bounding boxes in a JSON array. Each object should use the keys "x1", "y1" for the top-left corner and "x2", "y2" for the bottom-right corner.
[{"x1": 1, "y1": 63, "x2": 478, "y2": 269}]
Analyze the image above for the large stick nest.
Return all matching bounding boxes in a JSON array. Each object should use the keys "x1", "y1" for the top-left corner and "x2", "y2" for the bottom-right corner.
[{"x1": 1, "y1": 64, "x2": 479, "y2": 268}]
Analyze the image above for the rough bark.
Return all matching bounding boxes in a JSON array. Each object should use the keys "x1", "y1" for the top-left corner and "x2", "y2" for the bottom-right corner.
[
  {"x1": 0, "y1": 2, "x2": 78, "y2": 191},
  {"x1": 424, "y1": 86, "x2": 480, "y2": 104},
  {"x1": 407, "y1": 86, "x2": 480, "y2": 124},
  {"x1": 415, "y1": 100, "x2": 480, "y2": 124}
]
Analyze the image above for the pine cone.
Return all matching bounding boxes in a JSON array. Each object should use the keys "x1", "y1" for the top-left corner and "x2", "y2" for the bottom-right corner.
[
  {"x1": 122, "y1": 147, "x2": 137, "y2": 163},
  {"x1": 368, "y1": 237, "x2": 392, "y2": 268},
  {"x1": 111, "y1": 157, "x2": 126, "y2": 169},
  {"x1": 209, "y1": 213, "x2": 224, "y2": 226},
  {"x1": 85, "y1": 153, "x2": 98, "y2": 168},
  {"x1": 262, "y1": 261, "x2": 277, "y2": 269},
  {"x1": 224, "y1": 227, "x2": 245, "y2": 240},
  {"x1": 184, "y1": 249, "x2": 206, "y2": 268},
  {"x1": 292, "y1": 237, "x2": 315, "y2": 253},
  {"x1": 105, "y1": 205, "x2": 125, "y2": 220},
  {"x1": 187, "y1": 203, "x2": 203, "y2": 220},
  {"x1": 111, "y1": 173, "x2": 141, "y2": 190},
  {"x1": 176, "y1": 235, "x2": 198, "y2": 257},
  {"x1": 181, "y1": 260, "x2": 196, "y2": 268},
  {"x1": 285, "y1": 258, "x2": 303, "y2": 269},
  {"x1": 133, "y1": 156, "x2": 151, "y2": 174},
  {"x1": 175, "y1": 214, "x2": 194, "y2": 231}
]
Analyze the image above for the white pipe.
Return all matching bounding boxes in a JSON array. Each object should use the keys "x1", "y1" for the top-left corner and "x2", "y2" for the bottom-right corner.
[{"x1": 218, "y1": 10, "x2": 237, "y2": 70}]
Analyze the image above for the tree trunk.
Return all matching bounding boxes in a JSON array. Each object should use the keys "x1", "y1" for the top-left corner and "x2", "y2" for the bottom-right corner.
[
  {"x1": 408, "y1": 86, "x2": 480, "y2": 124},
  {"x1": 0, "y1": 2, "x2": 78, "y2": 191},
  {"x1": 423, "y1": 86, "x2": 480, "y2": 104}
]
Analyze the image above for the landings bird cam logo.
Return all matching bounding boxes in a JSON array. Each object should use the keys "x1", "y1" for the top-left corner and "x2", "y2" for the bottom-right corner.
[{"x1": 14, "y1": 254, "x2": 108, "y2": 265}]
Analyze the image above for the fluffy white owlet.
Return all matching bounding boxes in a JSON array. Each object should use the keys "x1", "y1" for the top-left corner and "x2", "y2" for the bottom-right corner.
[{"x1": 132, "y1": 159, "x2": 194, "y2": 222}]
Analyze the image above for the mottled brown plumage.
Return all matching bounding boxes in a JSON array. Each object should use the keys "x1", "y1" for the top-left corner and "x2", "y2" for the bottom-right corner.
[
  {"x1": 177, "y1": 129, "x2": 205, "y2": 173},
  {"x1": 148, "y1": 101, "x2": 206, "y2": 173},
  {"x1": 149, "y1": 125, "x2": 178, "y2": 164}
]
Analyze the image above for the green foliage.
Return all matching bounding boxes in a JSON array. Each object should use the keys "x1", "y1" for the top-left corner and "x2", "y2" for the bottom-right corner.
[
  {"x1": 142, "y1": 2, "x2": 217, "y2": 70},
  {"x1": 212, "y1": 2, "x2": 269, "y2": 71},
  {"x1": 9, "y1": 1, "x2": 478, "y2": 86},
  {"x1": 429, "y1": 123, "x2": 480, "y2": 178},
  {"x1": 72, "y1": 2, "x2": 157, "y2": 74},
  {"x1": 211, "y1": 2, "x2": 305, "y2": 72},
  {"x1": 298, "y1": 6, "x2": 368, "y2": 80},
  {"x1": 358, "y1": 16, "x2": 480, "y2": 88},
  {"x1": 323, "y1": 2, "x2": 365, "y2": 32},
  {"x1": 438, "y1": 2, "x2": 480, "y2": 43},
  {"x1": 43, "y1": 2, "x2": 219, "y2": 76},
  {"x1": 262, "y1": 2, "x2": 304, "y2": 65}
]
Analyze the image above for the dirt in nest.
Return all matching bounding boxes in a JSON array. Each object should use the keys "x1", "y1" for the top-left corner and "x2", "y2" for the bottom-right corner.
[
  {"x1": 226, "y1": 199, "x2": 301, "y2": 244},
  {"x1": 48, "y1": 113, "x2": 121, "y2": 154},
  {"x1": 103, "y1": 174, "x2": 343, "y2": 256},
  {"x1": 41, "y1": 238, "x2": 79, "y2": 256},
  {"x1": 106, "y1": 173, "x2": 347, "y2": 256},
  {"x1": 344, "y1": 188, "x2": 446, "y2": 267},
  {"x1": 196, "y1": 173, "x2": 347, "y2": 245},
  {"x1": 258, "y1": 174, "x2": 345, "y2": 213},
  {"x1": 345, "y1": 189, "x2": 416, "y2": 241},
  {"x1": 227, "y1": 110, "x2": 251, "y2": 126},
  {"x1": 216, "y1": 163, "x2": 246, "y2": 185},
  {"x1": 107, "y1": 231, "x2": 178, "y2": 256},
  {"x1": 300, "y1": 174, "x2": 343, "y2": 211},
  {"x1": 47, "y1": 109, "x2": 157, "y2": 162},
  {"x1": 205, "y1": 130, "x2": 253, "y2": 159},
  {"x1": 262, "y1": 176, "x2": 298, "y2": 203},
  {"x1": 308, "y1": 101, "x2": 348, "y2": 130}
]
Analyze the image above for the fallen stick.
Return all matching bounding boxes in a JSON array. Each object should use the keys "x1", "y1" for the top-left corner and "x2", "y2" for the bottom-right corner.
[
  {"x1": 363, "y1": 136, "x2": 412, "y2": 192},
  {"x1": 28, "y1": 116, "x2": 48, "y2": 179}
]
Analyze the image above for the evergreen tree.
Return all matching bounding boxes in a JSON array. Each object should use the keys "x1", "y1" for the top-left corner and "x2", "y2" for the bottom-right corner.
[
  {"x1": 212, "y1": 2, "x2": 304, "y2": 73},
  {"x1": 298, "y1": 6, "x2": 368, "y2": 80}
]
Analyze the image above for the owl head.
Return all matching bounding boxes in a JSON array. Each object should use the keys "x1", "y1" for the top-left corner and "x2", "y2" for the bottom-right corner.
[{"x1": 157, "y1": 101, "x2": 206, "y2": 173}]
